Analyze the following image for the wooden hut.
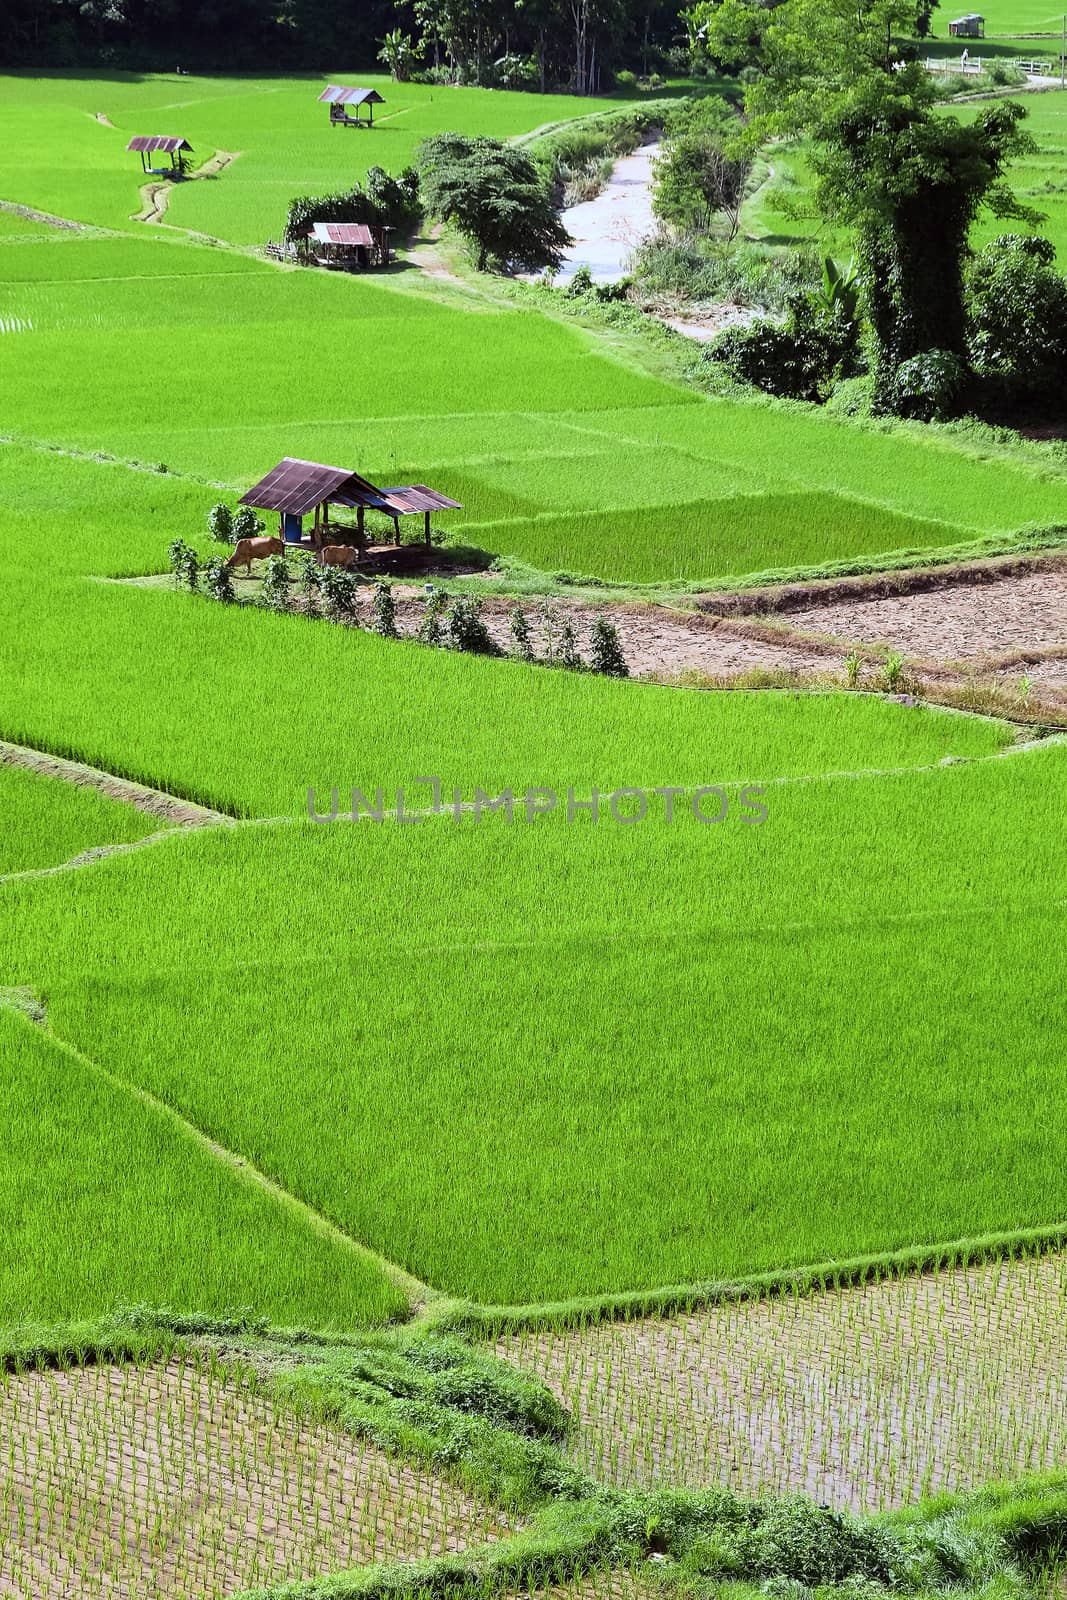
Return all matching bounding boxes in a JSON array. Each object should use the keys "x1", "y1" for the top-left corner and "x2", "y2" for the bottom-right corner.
[
  {"x1": 238, "y1": 458, "x2": 462, "y2": 551},
  {"x1": 127, "y1": 136, "x2": 194, "y2": 176},
  {"x1": 948, "y1": 13, "x2": 985, "y2": 36},
  {"x1": 318, "y1": 86, "x2": 385, "y2": 127},
  {"x1": 309, "y1": 221, "x2": 393, "y2": 269}
]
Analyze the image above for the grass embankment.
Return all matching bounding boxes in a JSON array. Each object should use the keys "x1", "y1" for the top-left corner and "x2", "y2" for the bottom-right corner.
[
  {"x1": 0, "y1": 758, "x2": 163, "y2": 874},
  {"x1": 1, "y1": 741, "x2": 1062, "y2": 1309}
]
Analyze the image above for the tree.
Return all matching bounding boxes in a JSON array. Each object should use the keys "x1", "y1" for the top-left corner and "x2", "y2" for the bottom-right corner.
[
  {"x1": 378, "y1": 26, "x2": 418, "y2": 78},
  {"x1": 652, "y1": 97, "x2": 752, "y2": 238},
  {"x1": 418, "y1": 134, "x2": 571, "y2": 272},
  {"x1": 966, "y1": 233, "x2": 1067, "y2": 405},
  {"x1": 691, "y1": 0, "x2": 1040, "y2": 414}
]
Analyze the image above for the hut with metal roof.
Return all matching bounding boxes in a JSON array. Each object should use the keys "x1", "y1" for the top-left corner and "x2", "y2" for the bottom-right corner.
[
  {"x1": 238, "y1": 458, "x2": 461, "y2": 550},
  {"x1": 318, "y1": 85, "x2": 385, "y2": 127},
  {"x1": 309, "y1": 221, "x2": 392, "y2": 269},
  {"x1": 127, "y1": 136, "x2": 194, "y2": 176},
  {"x1": 948, "y1": 13, "x2": 985, "y2": 36}
]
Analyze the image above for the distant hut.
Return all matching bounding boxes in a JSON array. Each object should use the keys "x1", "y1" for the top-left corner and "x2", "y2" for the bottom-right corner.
[
  {"x1": 318, "y1": 85, "x2": 385, "y2": 127},
  {"x1": 127, "y1": 136, "x2": 194, "y2": 176},
  {"x1": 308, "y1": 221, "x2": 393, "y2": 270},
  {"x1": 948, "y1": 13, "x2": 985, "y2": 36}
]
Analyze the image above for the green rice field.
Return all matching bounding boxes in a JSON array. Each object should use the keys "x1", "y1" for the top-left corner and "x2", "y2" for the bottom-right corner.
[{"x1": 1, "y1": 67, "x2": 1065, "y2": 1344}]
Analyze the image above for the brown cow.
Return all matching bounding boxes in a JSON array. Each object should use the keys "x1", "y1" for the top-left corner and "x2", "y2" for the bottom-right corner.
[
  {"x1": 318, "y1": 544, "x2": 361, "y2": 569},
  {"x1": 226, "y1": 535, "x2": 286, "y2": 576}
]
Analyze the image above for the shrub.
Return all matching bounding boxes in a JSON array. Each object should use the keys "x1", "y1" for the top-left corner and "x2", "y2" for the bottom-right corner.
[
  {"x1": 509, "y1": 607, "x2": 534, "y2": 662},
  {"x1": 167, "y1": 538, "x2": 198, "y2": 592},
  {"x1": 710, "y1": 295, "x2": 861, "y2": 402},
  {"x1": 967, "y1": 233, "x2": 1067, "y2": 405},
  {"x1": 590, "y1": 616, "x2": 629, "y2": 678},
  {"x1": 296, "y1": 553, "x2": 322, "y2": 616},
  {"x1": 202, "y1": 556, "x2": 235, "y2": 604},
  {"x1": 419, "y1": 134, "x2": 571, "y2": 273},
  {"x1": 207, "y1": 502, "x2": 234, "y2": 544},
  {"x1": 615, "y1": 69, "x2": 638, "y2": 89},
  {"x1": 447, "y1": 594, "x2": 497, "y2": 655},
  {"x1": 372, "y1": 581, "x2": 399, "y2": 639},
  {"x1": 890, "y1": 349, "x2": 966, "y2": 422},
  {"x1": 260, "y1": 554, "x2": 292, "y2": 612},
  {"x1": 418, "y1": 589, "x2": 447, "y2": 645},
  {"x1": 321, "y1": 565, "x2": 358, "y2": 621},
  {"x1": 231, "y1": 505, "x2": 265, "y2": 542},
  {"x1": 557, "y1": 620, "x2": 584, "y2": 670}
]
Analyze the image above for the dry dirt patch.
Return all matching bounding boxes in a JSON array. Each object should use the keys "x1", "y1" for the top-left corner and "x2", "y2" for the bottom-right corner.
[
  {"x1": 498, "y1": 1251, "x2": 1067, "y2": 1513},
  {"x1": 0, "y1": 1356, "x2": 513, "y2": 1599},
  {"x1": 778, "y1": 567, "x2": 1067, "y2": 665}
]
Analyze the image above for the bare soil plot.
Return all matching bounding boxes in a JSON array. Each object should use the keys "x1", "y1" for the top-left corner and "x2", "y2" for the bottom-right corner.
[
  {"x1": 777, "y1": 567, "x2": 1067, "y2": 665},
  {"x1": 0, "y1": 1356, "x2": 512, "y2": 1600},
  {"x1": 497, "y1": 1251, "x2": 1067, "y2": 1514}
]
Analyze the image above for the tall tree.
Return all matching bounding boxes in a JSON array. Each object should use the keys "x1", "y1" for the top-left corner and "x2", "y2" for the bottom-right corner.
[{"x1": 691, "y1": 0, "x2": 1039, "y2": 411}]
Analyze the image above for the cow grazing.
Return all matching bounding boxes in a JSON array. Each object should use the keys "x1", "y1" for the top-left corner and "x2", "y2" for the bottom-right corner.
[
  {"x1": 226, "y1": 536, "x2": 285, "y2": 576},
  {"x1": 318, "y1": 544, "x2": 361, "y2": 568}
]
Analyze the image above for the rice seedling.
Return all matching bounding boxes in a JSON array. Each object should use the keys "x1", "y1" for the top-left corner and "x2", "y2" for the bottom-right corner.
[
  {"x1": 0, "y1": 1008, "x2": 406, "y2": 1326},
  {"x1": 496, "y1": 1248, "x2": 1067, "y2": 1514},
  {"x1": 0, "y1": 743, "x2": 1062, "y2": 1309},
  {"x1": 0, "y1": 760, "x2": 163, "y2": 875},
  {"x1": 0, "y1": 1350, "x2": 511, "y2": 1599}
]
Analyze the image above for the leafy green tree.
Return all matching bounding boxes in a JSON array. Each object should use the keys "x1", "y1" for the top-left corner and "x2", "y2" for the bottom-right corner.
[
  {"x1": 691, "y1": 0, "x2": 1039, "y2": 413},
  {"x1": 966, "y1": 234, "x2": 1067, "y2": 406},
  {"x1": 418, "y1": 134, "x2": 571, "y2": 272},
  {"x1": 652, "y1": 97, "x2": 751, "y2": 237},
  {"x1": 378, "y1": 26, "x2": 418, "y2": 78}
]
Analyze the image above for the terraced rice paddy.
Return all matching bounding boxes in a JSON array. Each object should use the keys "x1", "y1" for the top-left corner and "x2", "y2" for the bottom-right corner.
[
  {"x1": 1, "y1": 64, "x2": 1066, "y2": 1597},
  {"x1": 498, "y1": 1251, "x2": 1067, "y2": 1511},
  {"x1": 0, "y1": 759, "x2": 164, "y2": 876},
  {"x1": 0, "y1": 1353, "x2": 510, "y2": 1599}
]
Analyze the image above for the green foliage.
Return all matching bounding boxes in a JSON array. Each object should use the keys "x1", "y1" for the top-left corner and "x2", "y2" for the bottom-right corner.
[
  {"x1": 260, "y1": 554, "x2": 292, "y2": 612},
  {"x1": 378, "y1": 27, "x2": 418, "y2": 80},
  {"x1": 967, "y1": 234, "x2": 1067, "y2": 405},
  {"x1": 509, "y1": 607, "x2": 534, "y2": 662},
  {"x1": 418, "y1": 134, "x2": 571, "y2": 272},
  {"x1": 709, "y1": 296, "x2": 861, "y2": 403},
  {"x1": 693, "y1": 0, "x2": 1040, "y2": 413},
  {"x1": 372, "y1": 581, "x2": 399, "y2": 639},
  {"x1": 320, "y1": 564, "x2": 359, "y2": 621},
  {"x1": 297, "y1": 552, "x2": 323, "y2": 615},
  {"x1": 447, "y1": 594, "x2": 498, "y2": 654},
  {"x1": 630, "y1": 235, "x2": 823, "y2": 313},
  {"x1": 203, "y1": 555, "x2": 237, "y2": 604},
  {"x1": 207, "y1": 502, "x2": 234, "y2": 544},
  {"x1": 890, "y1": 350, "x2": 967, "y2": 423},
  {"x1": 232, "y1": 505, "x2": 265, "y2": 542},
  {"x1": 418, "y1": 589, "x2": 448, "y2": 645},
  {"x1": 168, "y1": 538, "x2": 199, "y2": 592},
  {"x1": 556, "y1": 619, "x2": 583, "y2": 670},
  {"x1": 590, "y1": 617, "x2": 628, "y2": 677},
  {"x1": 653, "y1": 97, "x2": 752, "y2": 237},
  {"x1": 285, "y1": 170, "x2": 420, "y2": 246}
]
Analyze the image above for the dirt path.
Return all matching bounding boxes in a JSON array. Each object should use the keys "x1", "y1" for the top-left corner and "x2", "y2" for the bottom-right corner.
[
  {"x1": 0, "y1": 737, "x2": 230, "y2": 825},
  {"x1": 552, "y1": 142, "x2": 661, "y2": 285},
  {"x1": 132, "y1": 150, "x2": 238, "y2": 226},
  {"x1": 94, "y1": 112, "x2": 115, "y2": 128},
  {"x1": 0, "y1": 199, "x2": 85, "y2": 231}
]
